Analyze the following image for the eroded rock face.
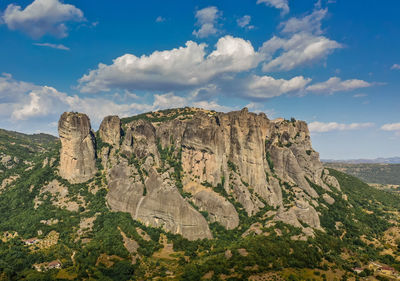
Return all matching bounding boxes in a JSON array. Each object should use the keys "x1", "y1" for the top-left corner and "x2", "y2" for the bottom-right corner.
[
  {"x1": 99, "y1": 116, "x2": 121, "y2": 147},
  {"x1": 322, "y1": 169, "x2": 341, "y2": 191},
  {"x1": 59, "y1": 108, "x2": 341, "y2": 240},
  {"x1": 177, "y1": 108, "x2": 272, "y2": 214},
  {"x1": 184, "y1": 181, "x2": 239, "y2": 230},
  {"x1": 106, "y1": 119, "x2": 213, "y2": 240},
  {"x1": 107, "y1": 164, "x2": 212, "y2": 240},
  {"x1": 59, "y1": 112, "x2": 97, "y2": 183},
  {"x1": 136, "y1": 176, "x2": 213, "y2": 240},
  {"x1": 292, "y1": 199, "x2": 321, "y2": 229},
  {"x1": 106, "y1": 161, "x2": 144, "y2": 216},
  {"x1": 107, "y1": 108, "x2": 340, "y2": 237},
  {"x1": 274, "y1": 200, "x2": 321, "y2": 236}
]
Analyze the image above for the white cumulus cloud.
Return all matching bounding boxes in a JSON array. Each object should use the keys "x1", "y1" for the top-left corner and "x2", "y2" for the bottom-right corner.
[
  {"x1": 306, "y1": 77, "x2": 371, "y2": 93},
  {"x1": 260, "y1": 32, "x2": 342, "y2": 71},
  {"x1": 78, "y1": 35, "x2": 260, "y2": 93},
  {"x1": 12, "y1": 87, "x2": 61, "y2": 120},
  {"x1": 257, "y1": 0, "x2": 289, "y2": 15},
  {"x1": 0, "y1": 74, "x2": 151, "y2": 124},
  {"x1": 0, "y1": 74, "x2": 230, "y2": 132},
  {"x1": 244, "y1": 75, "x2": 311, "y2": 98},
  {"x1": 0, "y1": 73, "x2": 39, "y2": 104},
  {"x1": 75, "y1": 7, "x2": 363, "y2": 101},
  {"x1": 309, "y1": 121, "x2": 374, "y2": 133},
  {"x1": 193, "y1": 6, "x2": 221, "y2": 38},
  {"x1": 2, "y1": 0, "x2": 85, "y2": 38},
  {"x1": 259, "y1": 8, "x2": 342, "y2": 72}
]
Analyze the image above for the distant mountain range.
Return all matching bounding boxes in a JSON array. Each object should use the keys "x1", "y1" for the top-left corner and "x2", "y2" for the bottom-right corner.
[{"x1": 322, "y1": 157, "x2": 400, "y2": 164}]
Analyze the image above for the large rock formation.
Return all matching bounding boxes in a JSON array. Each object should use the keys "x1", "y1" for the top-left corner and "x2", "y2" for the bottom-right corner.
[
  {"x1": 99, "y1": 115, "x2": 121, "y2": 147},
  {"x1": 58, "y1": 112, "x2": 97, "y2": 183},
  {"x1": 58, "y1": 108, "x2": 340, "y2": 240}
]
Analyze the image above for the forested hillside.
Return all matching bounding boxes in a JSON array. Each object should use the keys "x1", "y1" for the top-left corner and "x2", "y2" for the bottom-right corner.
[{"x1": 0, "y1": 110, "x2": 399, "y2": 281}]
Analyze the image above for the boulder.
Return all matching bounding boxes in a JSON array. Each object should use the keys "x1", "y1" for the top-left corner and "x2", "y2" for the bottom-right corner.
[{"x1": 323, "y1": 193, "x2": 335, "y2": 205}]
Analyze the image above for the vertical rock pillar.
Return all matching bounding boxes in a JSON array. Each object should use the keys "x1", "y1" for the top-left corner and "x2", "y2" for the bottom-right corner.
[{"x1": 58, "y1": 112, "x2": 97, "y2": 183}]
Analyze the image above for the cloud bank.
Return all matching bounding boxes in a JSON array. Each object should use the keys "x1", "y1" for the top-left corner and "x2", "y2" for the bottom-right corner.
[
  {"x1": 78, "y1": 36, "x2": 260, "y2": 93},
  {"x1": 0, "y1": 73, "x2": 231, "y2": 132}
]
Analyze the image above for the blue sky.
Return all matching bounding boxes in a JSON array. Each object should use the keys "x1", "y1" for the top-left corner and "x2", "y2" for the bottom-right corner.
[{"x1": 0, "y1": 0, "x2": 399, "y2": 159}]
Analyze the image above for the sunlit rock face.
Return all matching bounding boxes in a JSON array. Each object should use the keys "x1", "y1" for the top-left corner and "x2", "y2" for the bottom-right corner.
[
  {"x1": 58, "y1": 112, "x2": 97, "y2": 184},
  {"x1": 99, "y1": 115, "x2": 121, "y2": 147},
  {"x1": 57, "y1": 108, "x2": 340, "y2": 240}
]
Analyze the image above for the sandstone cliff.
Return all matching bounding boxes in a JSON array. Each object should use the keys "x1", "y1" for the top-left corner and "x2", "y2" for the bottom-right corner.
[
  {"x1": 58, "y1": 112, "x2": 97, "y2": 184},
  {"x1": 58, "y1": 108, "x2": 340, "y2": 240},
  {"x1": 99, "y1": 115, "x2": 121, "y2": 147}
]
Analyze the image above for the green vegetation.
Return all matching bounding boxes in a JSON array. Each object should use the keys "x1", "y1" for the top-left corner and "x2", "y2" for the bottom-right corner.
[
  {"x1": 95, "y1": 131, "x2": 110, "y2": 151},
  {"x1": 156, "y1": 137, "x2": 186, "y2": 198},
  {"x1": 314, "y1": 169, "x2": 400, "y2": 270},
  {"x1": 121, "y1": 107, "x2": 209, "y2": 124},
  {"x1": 284, "y1": 142, "x2": 292, "y2": 147},
  {"x1": 0, "y1": 128, "x2": 57, "y2": 145},
  {"x1": 178, "y1": 224, "x2": 323, "y2": 280},
  {"x1": 1, "y1": 127, "x2": 400, "y2": 280},
  {"x1": 227, "y1": 160, "x2": 237, "y2": 173},
  {"x1": 266, "y1": 151, "x2": 274, "y2": 172},
  {"x1": 128, "y1": 153, "x2": 145, "y2": 184},
  {"x1": 265, "y1": 139, "x2": 275, "y2": 173}
]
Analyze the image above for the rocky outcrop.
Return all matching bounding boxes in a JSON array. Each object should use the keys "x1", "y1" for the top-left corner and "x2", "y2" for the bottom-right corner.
[
  {"x1": 106, "y1": 162, "x2": 145, "y2": 217},
  {"x1": 322, "y1": 193, "x2": 335, "y2": 205},
  {"x1": 107, "y1": 165, "x2": 212, "y2": 240},
  {"x1": 99, "y1": 116, "x2": 121, "y2": 147},
  {"x1": 58, "y1": 108, "x2": 340, "y2": 240},
  {"x1": 1, "y1": 155, "x2": 14, "y2": 169},
  {"x1": 274, "y1": 199, "x2": 321, "y2": 236},
  {"x1": 112, "y1": 108, "x2": 338, "y2": 236},
  {"x1": 136, "y1": 170, "x2": 212, "y2": 240},
  {"x1": 292, "y1": 199, "x2": 321, "y2": 229},
  {"x1": 184, "y1": 181, "x2": 239, "y2": 230},
  {"x1": 58, "y1": 112, "x2": 97, "y2": 183},
  {"x1": 322, "y1": 169, "x2": 341, "y2": 191},
  {"x1": 34, "y1": 179, "x2": 84, "y2": 212}
]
